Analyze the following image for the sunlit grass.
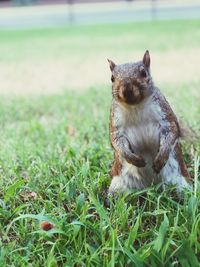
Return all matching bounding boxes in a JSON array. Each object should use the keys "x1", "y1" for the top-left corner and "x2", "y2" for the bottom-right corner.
[
  {"x1": 0, "y1": 20, "x2": 199, "y2": 266},
  {"x1": 0, "y1": 87, "x2": 199, "y2": 266}
]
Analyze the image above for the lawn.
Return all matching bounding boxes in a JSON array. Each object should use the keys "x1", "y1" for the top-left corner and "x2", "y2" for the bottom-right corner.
[{"x1": 0, "y1": 20, "x2": 200, "y2": 266}]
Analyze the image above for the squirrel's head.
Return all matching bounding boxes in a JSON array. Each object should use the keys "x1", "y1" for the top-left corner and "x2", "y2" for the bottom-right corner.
[{"x1": 108, "y1": 50, "x2": 152, "y2": 106}]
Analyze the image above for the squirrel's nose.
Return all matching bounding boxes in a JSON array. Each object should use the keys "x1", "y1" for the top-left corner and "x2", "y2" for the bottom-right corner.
[
  {"x1": 123, "y1": 81, "x2": 132, "y2": 93},
  {"x1": 123, "y1": 86, "x2": 133, "y2": 100},
  {"x1": 124, "y1": 82, "x2": 133, "y2": 100}
]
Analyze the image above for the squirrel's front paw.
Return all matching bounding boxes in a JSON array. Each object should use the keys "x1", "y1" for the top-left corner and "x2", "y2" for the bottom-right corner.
[
  {"x1": 124, "y1": 152, "x2": 146, "y2": 168},
  {"x1": 153, "y1": 155, "x2": 166, "y2": 174}
]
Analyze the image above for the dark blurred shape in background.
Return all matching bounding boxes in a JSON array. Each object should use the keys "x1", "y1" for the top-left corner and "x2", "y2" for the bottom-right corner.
[{"x1": 0, "y1": 0, "x2": 200, "y2": 29}]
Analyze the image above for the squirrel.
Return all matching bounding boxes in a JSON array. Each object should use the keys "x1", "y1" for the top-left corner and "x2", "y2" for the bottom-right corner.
[{"x1": 108, "y1": 50, "x2": 192, "y2": 194}]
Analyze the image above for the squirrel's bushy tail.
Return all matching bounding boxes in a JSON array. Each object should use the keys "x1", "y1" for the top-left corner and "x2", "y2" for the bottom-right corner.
[{"x1": 178, "y1": 118, "x2": 198, "y2": 143}]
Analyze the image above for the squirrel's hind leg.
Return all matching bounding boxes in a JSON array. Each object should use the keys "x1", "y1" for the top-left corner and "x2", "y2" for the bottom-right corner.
[
  {"x1": 108, "y1": 163, "x2": 145, "y2": 194},
  {"x1": 160, "y1": 141, "x2": 192, "y2": 193},
  {"x1": 108, "y1": 174, "x2": 145, "y2": 194}
]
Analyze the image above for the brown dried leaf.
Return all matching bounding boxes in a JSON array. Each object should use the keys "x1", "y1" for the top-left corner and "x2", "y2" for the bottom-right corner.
[
  {"x1": 40, "y1": 221, "x2": 54, "y2": 231},
  {"x1": 20, "y1": 191, "x2": 37, "y2": 201},
  {"x1": 67, "y1": 125, "x2": 76, "y2": 136}
]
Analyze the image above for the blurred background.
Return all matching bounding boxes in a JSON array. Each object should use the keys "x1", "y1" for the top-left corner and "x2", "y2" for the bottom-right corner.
[{"x1": 0, "y1": 0, "x2": 199, "y2": 103}]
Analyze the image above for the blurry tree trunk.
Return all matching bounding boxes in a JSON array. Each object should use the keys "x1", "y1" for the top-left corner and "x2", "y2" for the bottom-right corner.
[
  {"x1": 67, "y1": 0, "x2": 74, "y2": 25},
  {"x1": 151, "y1": 0, "x2": 157, "y2": 20}
]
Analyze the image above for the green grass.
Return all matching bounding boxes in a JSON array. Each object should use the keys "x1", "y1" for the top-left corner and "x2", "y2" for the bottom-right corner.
[
  {"x1": 0, "y1": 87, "x2": 199, "y2": 267},
  {"x1": 0, "y1": 19, "x2": 200, "y2": 62},
  {"x1": 0, "y1": 20, "x2": 200, "y2": 266}
]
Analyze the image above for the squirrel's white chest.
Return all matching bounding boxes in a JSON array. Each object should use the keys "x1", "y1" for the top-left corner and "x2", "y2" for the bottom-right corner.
[
  {"x1": 118, "y1": 99, "x2": 162, "y2": 155},
  {"x1": 126, "y1": 122, "x2": 159, "y2": 150}
]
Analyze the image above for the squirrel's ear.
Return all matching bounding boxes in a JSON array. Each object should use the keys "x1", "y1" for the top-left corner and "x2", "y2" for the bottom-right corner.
[
  {"x1": 107, "y1": 59, "x2": 116, "y2": 71},
  {"x1": 143, "y1": 50, "x2": 150, "y2": 68}
]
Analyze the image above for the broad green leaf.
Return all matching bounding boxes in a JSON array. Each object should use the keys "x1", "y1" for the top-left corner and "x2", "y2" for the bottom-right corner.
[
  {"x1": 153, "y1": 214, "x2": 169, "y2": 252},
  {"x1": 122, "y1": 247, "x2": 144, "y2": 267},
  {"x1": 188, "y1": 195, "x2": 198, "y2": 221},
  {"x1": 76, "y1": 193, "x2": 85, "y2": 212},
  {"x1": 126, "y1": 214, "x2": 141, "y2": 248},
  {"x1": 177, "y1": 241, "x2": 199, "y2": 267},
  {"x1": 4, "y1": 179, "x2": 24, "y2": 202}
]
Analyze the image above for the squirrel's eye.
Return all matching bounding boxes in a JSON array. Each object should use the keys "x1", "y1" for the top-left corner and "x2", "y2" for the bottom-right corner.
[
  {"x1": 111, "y1": 75, "x2": 115, "y2": 82},
  {"x1": 140, "y1": 69, "x2": 147, "y2": 78}
]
